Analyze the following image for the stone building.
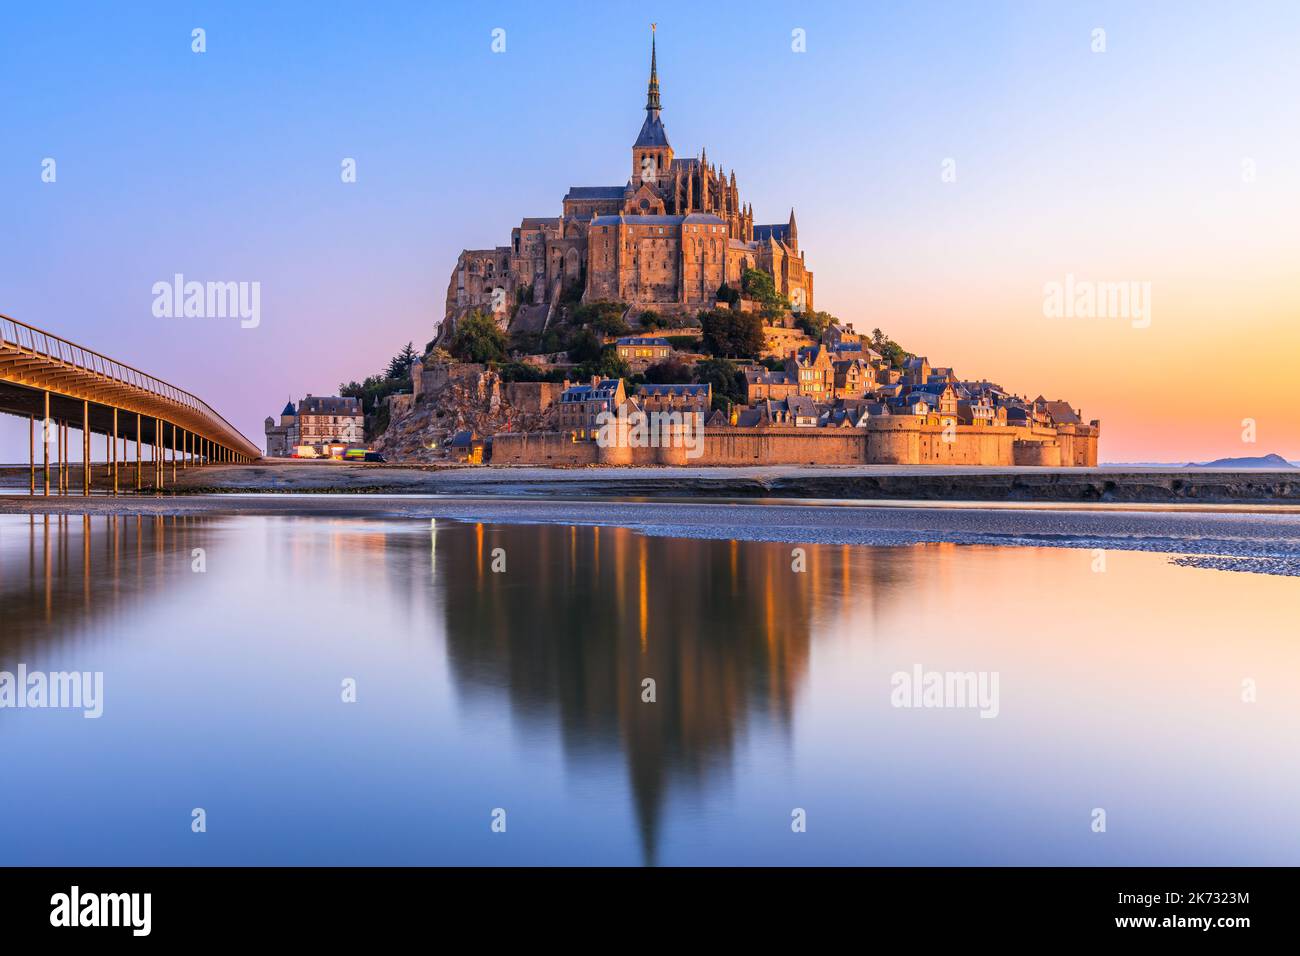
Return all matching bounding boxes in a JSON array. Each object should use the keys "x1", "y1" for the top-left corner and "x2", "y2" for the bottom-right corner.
[
  {"x1": 634, "y1": 382, "x2": 711, "y2": 416},
  {"x1": 439, "y1": 27, "x2": 814, "y2": 339},
  {"x1": 556, "y1": 378, "x2": 626, "y2": 439},
  {"x1": 265, "y1": 395, "x2": 364, "y2": 455},
  {"x1": 264, "y1": 400, "x2": 298, "y2": 457},
  {"x1": 298, "y1": 395, "x2": 364, "y2": 448},
  {"x1": 615, "y1": 336, "x2": 673, "y2": 366}
]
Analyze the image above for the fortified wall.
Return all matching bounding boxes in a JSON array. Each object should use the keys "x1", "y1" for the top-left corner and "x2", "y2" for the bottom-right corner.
[{"x1": 490, "y1": 420, "x2": 1100, "y2": 467}]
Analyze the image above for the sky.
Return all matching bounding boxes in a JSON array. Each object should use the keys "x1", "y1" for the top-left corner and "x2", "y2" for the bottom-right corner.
[{"x1": 1, "y1": 0, "x2": 1297, "y2": 463}]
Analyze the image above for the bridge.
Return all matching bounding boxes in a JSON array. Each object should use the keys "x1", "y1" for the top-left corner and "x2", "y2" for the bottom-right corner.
[{"x1": 1, "y1": 312, "x2": 260, "y2": 495}]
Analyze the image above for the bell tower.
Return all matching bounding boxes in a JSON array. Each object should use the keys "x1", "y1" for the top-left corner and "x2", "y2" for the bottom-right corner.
[{"x1": 631, "y1": 24, "x2": 673, "y2": 192}]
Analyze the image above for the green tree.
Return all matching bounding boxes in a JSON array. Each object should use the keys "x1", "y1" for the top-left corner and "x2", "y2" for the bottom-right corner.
[
  {"x1": 386, "y1": 342, "x2": 417, "y2": 379},
  {"x1": 449, "y1": 310, "x2": 508, "y2": 364},
  {"x1": 560, "y1": 278, "x2": 584, "y2": 304},
  {"x1": 566, "y1": 328, "x2": 604, "y2": 364},
  {"x1": 573, "y1": 299, "x2": 627, "y2": 330},
  {"x1": 795, "y1": 310, "x2": 836, "y2": 340},
  {"x1": 700, "y1": 308, "x2": 764, "y2": 359},
  {"x1": 638, "y1": 310, "x2": 663, "y2": 330},
  {"x1": 741, "y1": 268, "x2": 789, "y2": 319},
  {"x1": 644, "y1": 357, "x2": 694, "y2": 385},
  {"x1": 594, "y1": 348, "x2": 630, "y2": 380},
  {"x1": 694, "y1": 357, "x2": 744, "y2": 411},
  {"x1": 868, "y1": 327, "x2": 912, "y2": 369}
]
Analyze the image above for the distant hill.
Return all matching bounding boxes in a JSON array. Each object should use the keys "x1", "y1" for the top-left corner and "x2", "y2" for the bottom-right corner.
[{"x1": 1187, "y1": 453, "x2": 1298, "y2": 469}]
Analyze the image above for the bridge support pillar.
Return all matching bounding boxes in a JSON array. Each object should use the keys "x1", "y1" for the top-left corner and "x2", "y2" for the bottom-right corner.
[
  {"x1": 135, "y1": 413, "x2": 142, "y2": 491},
  {"x1": 83, "y1": 401, "x2": 90, "y2": 496},
  {"x1": 42, "y1": 392, "x2": 49, "y2": 496},
  {"x1": 29, "y1": 414, "x2": 35, "y2": 495},
  {"x1": 112, "y1": 408, "x2": 118, "y2": 496}
]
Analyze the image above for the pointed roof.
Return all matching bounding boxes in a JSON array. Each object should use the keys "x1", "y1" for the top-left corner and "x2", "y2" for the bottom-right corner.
[
  {"x1": 634, "y1": 26, "x2": 671, "y2": 149},
  {"x1": 281, "y1": 400, "x2": 296, "y2": 416}
]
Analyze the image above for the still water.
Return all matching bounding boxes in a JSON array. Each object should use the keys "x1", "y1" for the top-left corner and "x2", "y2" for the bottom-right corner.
[{"x1": 1, "y1": 510, "x2": 1298, "y2": 866}]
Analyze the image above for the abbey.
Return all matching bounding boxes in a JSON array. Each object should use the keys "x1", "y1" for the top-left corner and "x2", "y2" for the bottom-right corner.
[{"x1": 441, "y1": 28, "x2": 813, "y2": 335}]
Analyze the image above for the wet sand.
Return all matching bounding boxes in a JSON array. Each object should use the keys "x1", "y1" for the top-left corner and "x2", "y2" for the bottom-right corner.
[{"x1": 3, "y1": 459, "x2": 1296, "y2": 503}]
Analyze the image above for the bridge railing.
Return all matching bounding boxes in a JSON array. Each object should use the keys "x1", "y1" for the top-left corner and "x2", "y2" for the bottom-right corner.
[{"x1": 0, "y1": 312, "x2": 256, "y2": 451}]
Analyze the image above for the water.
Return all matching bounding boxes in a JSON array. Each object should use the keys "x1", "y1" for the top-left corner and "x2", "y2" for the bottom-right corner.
[{"x1": 1, "y1": 508, "x2": 1298, "y2": 866}]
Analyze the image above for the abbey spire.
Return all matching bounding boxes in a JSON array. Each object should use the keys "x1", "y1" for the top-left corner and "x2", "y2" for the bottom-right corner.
[
  {"x1": 632, "y1": 24, "x2": 672, "y2": 183},
  {"x1": 646, "y1": 23, "x2": 661, "y2": 112}
]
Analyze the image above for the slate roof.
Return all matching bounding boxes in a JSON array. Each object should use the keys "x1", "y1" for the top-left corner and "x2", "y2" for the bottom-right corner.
[
  {"x1": 616, "y1": 337, "x2": 671, "y2": 347},
  {"x1": 753, "y1": 224, "x2": 791, "y2": 243},
  {"x1": 560, "y1": 380, "x2": 621, "y2": 402},
  {"x1": 785, "y1": 395, "x2": 819, "y2": 419},
  {"x1": 744, "y1": 369, "x2": 793, "y2": 385},
  {"x1": 564, "y1": 186, "x2": 626, "y2": 201},
  {"x1": 590, "y1": 214, "x2": 683, "y2": 226},
  {"x1": 637, "y1": 383, "x2": 710, "y2": 397},
  {"x1": 1042, "y1": 400, "x2": 1081, "y2": 424},
  {"x1": 634, "y1": 110, "x2": 671, "y2": 148},
  {"x1": 299, "y1": 396, "x2": 362, "y2": 416}
]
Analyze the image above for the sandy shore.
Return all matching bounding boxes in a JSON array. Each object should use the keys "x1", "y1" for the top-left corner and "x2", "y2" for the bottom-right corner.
[{"x1": 4, "y1": 459, "x2": 1297, "y2": 504}]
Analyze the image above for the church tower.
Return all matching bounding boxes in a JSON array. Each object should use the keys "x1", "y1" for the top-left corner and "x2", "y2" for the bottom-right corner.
[{"x1": 631, "y1": 25, "x2": 673, "y2": 192}]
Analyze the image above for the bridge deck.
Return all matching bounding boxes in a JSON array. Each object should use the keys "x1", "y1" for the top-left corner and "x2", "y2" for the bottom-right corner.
[{"x1": 0, "y1": 313, "x2": 260, "y2": 462}]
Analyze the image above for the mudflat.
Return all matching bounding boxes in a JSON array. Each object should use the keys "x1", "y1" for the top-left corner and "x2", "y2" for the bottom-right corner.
[{"x1": 1, "y1": 459, "x2": 1298, "y2": 504}]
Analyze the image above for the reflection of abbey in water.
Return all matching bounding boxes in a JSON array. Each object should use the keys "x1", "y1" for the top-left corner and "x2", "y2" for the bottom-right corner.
[{"x1": 434, "y1": 521, "x2": 903, "y2": 863}]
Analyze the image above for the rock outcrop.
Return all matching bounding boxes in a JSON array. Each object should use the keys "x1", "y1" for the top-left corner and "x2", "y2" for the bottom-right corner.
[{"x1": 373, "y1": 359, "x2": 562, "y2": 463}]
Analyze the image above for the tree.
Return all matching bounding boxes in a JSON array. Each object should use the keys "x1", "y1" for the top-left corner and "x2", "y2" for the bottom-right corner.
[
  {"x1": 694, "y1": 357, "x2": 744, "y2": 411},
  {"x1": 644, "y1": 357, "x2": 694, "y2": 385},
  {"x1": 715, "y1": 282, "x2": 740, "y2": 307},
  {"x1": 573, "y1": 299, "x2": 627, "y2": 330},
  {"x1": 594, "y1": 348, "x2": 630, "y2": 380},
  {"x1": 638, "y1": 310, "x2": 663, "y2": 330},
  {"x1": 741, "y1": 268, "x2": 789, "y2": 319},
  {"x1": 795, "y1": 310, "x2": 836, "y2": 340},
  {"x1": 386, "y1": 342, "x2": 417, "y2": 380},
  {"x1": 566, "y1": 328, "x2": 603, "y2": 364},
  {"x1": 700, "y1": 308, "x2": 764, "y2": 359},
  {"x1": 560, "y1": 278, "x2": 584, "y2": 304},
  {"x1": 449, "y1": 310, "x2": 508, "y2": 364},
  {"x1": 592, "y1": 311, "x2": 630, "y2": 337},
  {"x1": 880, "y1": 341, "x2": 909, "y2": 369},
  {"x1": 868, "y1": 327, "x2": 912, "y2": 369}
]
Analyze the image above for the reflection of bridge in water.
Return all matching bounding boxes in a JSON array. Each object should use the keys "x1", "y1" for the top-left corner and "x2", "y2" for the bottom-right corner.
[{"x1": 0, "y1": 313, "x2": 259, "y2": 495}]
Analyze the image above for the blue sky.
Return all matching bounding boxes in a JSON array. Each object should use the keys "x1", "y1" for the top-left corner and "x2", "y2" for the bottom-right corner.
[{"x1": 2, "y1": 1, "x2": 1297, "y2": 460}]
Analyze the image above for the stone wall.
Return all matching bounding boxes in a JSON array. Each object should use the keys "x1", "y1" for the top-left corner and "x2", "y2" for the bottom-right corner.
[
  {"x1": 490, "y1": 419, "x2": 1100, "y2": 468},
  {"x1": 503, "y1": 381, "x2": 564, "y2": 415},
  {"x1": 491, "y1": 432, "x2": 600, "y2": 465}
]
